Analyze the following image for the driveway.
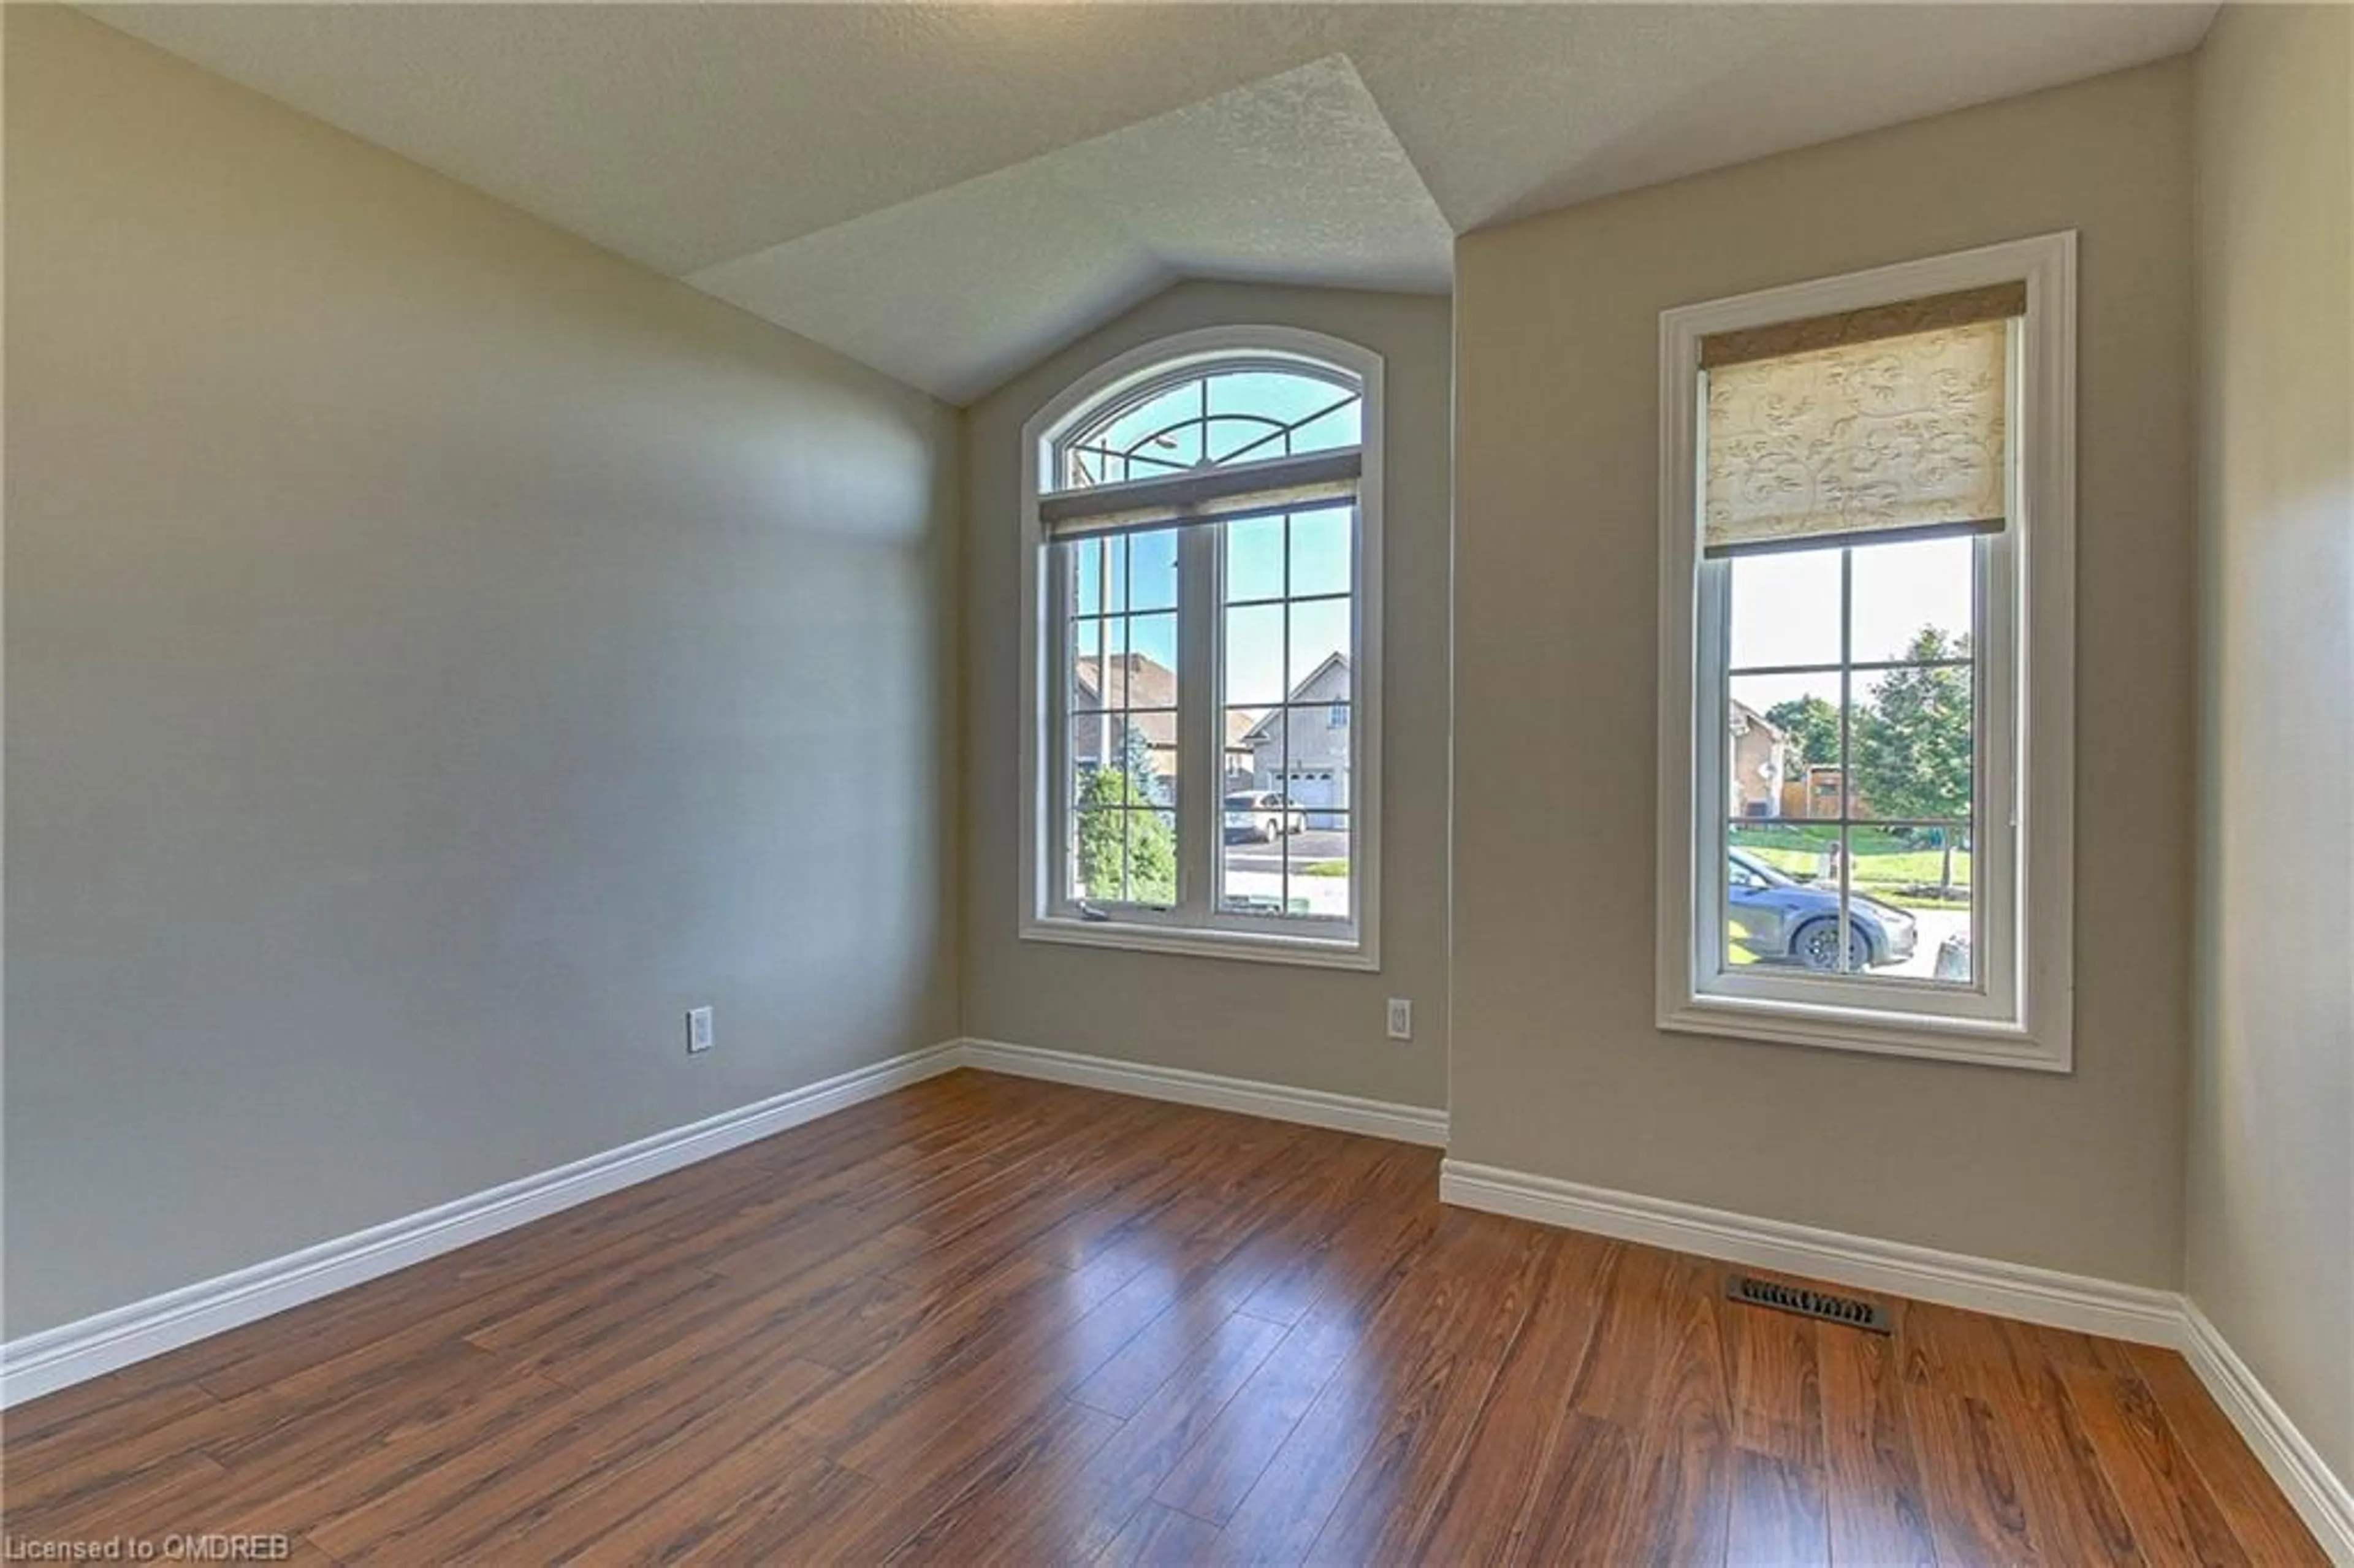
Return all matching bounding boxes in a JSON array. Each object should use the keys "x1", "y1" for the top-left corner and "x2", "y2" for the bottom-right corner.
[
  {"x1": 1877, "y1": 904, "x2": 1969, "y2": 980},
  {"x1": 1223, "y1": 829, "x2": 1349, "y2": 872}
]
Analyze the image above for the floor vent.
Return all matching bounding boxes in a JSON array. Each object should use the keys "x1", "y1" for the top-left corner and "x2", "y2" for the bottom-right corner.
[{"x1": 1724, "y1": 1274, "x2": 1892, "y2": 1333}]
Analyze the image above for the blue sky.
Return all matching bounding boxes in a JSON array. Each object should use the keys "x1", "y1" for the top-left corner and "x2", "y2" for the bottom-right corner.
[
  {"x1": 1064, "y1": 363, "x2": 1361, "y2": 714},
  {"x1": 1067, "y1": 370, "x2": 1360, "y2": 485},
  {"x1": 1726, "y1": 534, "x2": 1975, "y2": 767},
  {"x1": 1068, "y1": 505, "x2": 1352, "y2": 713}
]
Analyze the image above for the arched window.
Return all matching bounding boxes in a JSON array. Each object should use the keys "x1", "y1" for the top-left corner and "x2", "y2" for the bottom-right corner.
[
  {"x1": 1018, "y1": 327, "x2": 1382, "y2": 965},
  {"x1": 1053, "y1": 359, "x2": 1362, "y2": 490}
]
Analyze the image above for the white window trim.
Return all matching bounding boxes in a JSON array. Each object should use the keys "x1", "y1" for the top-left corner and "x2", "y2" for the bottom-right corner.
[
  {"x1": 1655, "y1": 233, "x2": 2077, "y2": 1071},
  {"x1": 1018, "y1": 325, "x2": 1384, "y2": 971}
]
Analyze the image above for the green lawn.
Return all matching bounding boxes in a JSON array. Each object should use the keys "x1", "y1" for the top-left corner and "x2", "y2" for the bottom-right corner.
[{"x1": 1730, "y1": 822, "x2": 1971, "y2": 904}]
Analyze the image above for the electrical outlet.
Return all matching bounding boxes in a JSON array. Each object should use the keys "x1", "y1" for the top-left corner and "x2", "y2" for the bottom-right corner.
[
  {"x1": 685, "y1": 1005, "x2": 714, "y2": 1056},
  {"x1": 1385, "y1": 998, "x2": 1412, "y2": 1041}
]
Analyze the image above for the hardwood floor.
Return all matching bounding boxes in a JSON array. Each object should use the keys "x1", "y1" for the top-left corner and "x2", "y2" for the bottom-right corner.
[{"x1": 2, "y1": 1070, "x2": 2325, "y2": 1566}]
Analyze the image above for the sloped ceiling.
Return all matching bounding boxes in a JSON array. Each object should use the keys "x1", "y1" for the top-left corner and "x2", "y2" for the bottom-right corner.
[
  {"x1": 89, "y1": 3, "x2": 2216, "y2": 403},
  {"x1": 687, "y1": 57, "x2": 1451, "y2": 401}
]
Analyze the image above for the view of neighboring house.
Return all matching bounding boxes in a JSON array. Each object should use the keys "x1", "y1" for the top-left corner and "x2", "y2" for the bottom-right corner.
[
  {"x1": 1103, "y1": 660, "x2": 1804, "y2": 827},
  {"x1": 1727, "y1": 698, "x2": 1790, "y2": 818},
  {"x1": 1791, "y1": 762, "x2": 1868, "y2": 820},
  {"x1": 1072, "y1": 653, "x2": 1254, "y2": 796},
  {"x1": 1239, "y1": 653, "x2": 1353, "y2": 828}
]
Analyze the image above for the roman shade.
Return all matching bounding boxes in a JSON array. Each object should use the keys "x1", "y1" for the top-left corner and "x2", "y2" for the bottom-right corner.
[{"x1": 1701, "y1": 283, "x2": 2024, "y2": 558}]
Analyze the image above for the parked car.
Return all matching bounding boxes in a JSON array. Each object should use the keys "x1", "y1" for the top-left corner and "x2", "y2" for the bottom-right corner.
[
  {"x1": 1224, "y1": 791, "x2": 1306, "y2": 842},
  {"x1": 1727, "y1": 847, "x2": 1917, "y2": 971}
]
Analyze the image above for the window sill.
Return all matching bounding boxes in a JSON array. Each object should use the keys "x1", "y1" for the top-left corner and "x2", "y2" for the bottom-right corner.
[
  {"x1": 1659, "y1": 994, "x2": 2070, "y2": 1073},
  {"x1": 1021, "y1": 915, "x2": 1379, "y2": 972}
]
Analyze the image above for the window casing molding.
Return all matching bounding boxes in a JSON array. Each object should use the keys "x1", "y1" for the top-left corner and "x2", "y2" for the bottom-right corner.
[
  {"x1": 1656, "y1": 234, "x2": 2077, "y2": 1070},
  {"x1": 1018, "y1": 325, "x2": 1385, "y2": 970}
]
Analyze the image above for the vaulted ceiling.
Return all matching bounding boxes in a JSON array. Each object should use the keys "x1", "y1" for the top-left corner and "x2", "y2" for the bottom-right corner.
[{"x1": 90, "y1": 4, "x2": 2215, "y2": 403}]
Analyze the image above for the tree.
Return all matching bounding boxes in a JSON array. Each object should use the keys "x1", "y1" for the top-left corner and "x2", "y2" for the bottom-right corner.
[
  {"x1": 1075, "y1": 724, "x2": 1176, "y2": 905},
  {"x1": 1117, "y1": 723, "x2": 1160, "y2": 790},
  {"x1": 1849, "y1": 626, "x2": 1973, "y2": 891},
  {"x1": 1764, "y1": 695, "x2": 1842, "y2": 769}
]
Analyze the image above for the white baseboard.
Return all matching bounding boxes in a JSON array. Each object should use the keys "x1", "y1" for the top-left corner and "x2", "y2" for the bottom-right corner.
[
  {"x1": 1440, "y1": 1157, "x2": 2181, "y2": 1344},
  {"x1": 0, "y1": 1038, "x2": 1439, "y2": 1409},
  {"x1": 8, "y1": 1040, "x2": 2345, "y2": 1568},
  {"x1": 958, "y1": 1037, "x2": 1449, "y2": 1147},
  {"x1": 0, "y1": 1041, "x2": 962, "y2": 1409},
  {"x1": 2180, "y1": 1301, "x2": 2354, "y2": 1565},
  {"x1": 1441, "y1": 1155, "x2": 2352, "y2": 1564}
]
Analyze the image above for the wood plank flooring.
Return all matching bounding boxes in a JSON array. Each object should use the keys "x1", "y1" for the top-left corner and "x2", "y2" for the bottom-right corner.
[{"x1": 2, "y1": 1070, "x2": 2326, "y2": 1566}]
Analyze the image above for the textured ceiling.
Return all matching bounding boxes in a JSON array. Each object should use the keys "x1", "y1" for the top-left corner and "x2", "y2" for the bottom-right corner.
[
  {"x1": 687, "y1": 58, "x2": 1452, "y2": 402},
  {"x1": 90, "y1": 3, "x2": 2217, "y2": 403}
]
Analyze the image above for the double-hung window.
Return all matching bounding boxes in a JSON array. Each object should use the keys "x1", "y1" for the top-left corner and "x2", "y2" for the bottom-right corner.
[
  {"x1": 1657, "y1": 235, "x2": 2077, "y2": 1068},
  {"x1": 1019, "y1": 327, "x2": 1382, "y2": 968}
]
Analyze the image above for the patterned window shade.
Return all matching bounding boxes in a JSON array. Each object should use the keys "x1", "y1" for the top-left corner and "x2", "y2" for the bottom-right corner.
[{"x1": 1701, "y1": 283, "x2": 2024, "y2": 558}]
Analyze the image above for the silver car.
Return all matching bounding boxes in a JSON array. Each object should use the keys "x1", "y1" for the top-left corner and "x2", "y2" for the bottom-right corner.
[{"x1": 1224, "y1": 791, "x2": 1305, "y2": 842}]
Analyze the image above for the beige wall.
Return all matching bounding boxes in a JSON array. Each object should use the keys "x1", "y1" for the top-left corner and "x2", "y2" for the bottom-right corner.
[
  {"x1": 2188, "y1": 3, "x2": 2354, "y2": 1485},
  {"x1": 27, "y1": 5, "x2": 2345, "y2": 1442},
  {"x1": 1452, "y1": 61, "x2": 2197, "y2": 1285},
  {"x1": 4, "y1": 9, "x2": 960, "y2": 1334},
  {"x1": 961, "y1": 282, "x2": 1450, "y2": 1111}
]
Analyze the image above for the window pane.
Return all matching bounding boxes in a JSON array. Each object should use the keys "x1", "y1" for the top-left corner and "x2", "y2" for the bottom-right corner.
[
  {"x1": 1208, "y1": 369, "x2": 1341, "y2": 424},
  {"x1": 1068, "y1": 616, "x2": 1122, "y2": 709},
  {"x1": 1287, "y1": 598, "x2": 1350, "y2": 701},
  {"x1": 1254, "y1": 709, "x2": 1350, "y2": 826},
  {"x1": 1070, "y1": 808, "x2": 1119, "y2": 902},
  {"x1": 1286, "y1": 400, "x2": 1363, "y2": 455},
  {"x1": 1127, "y1": 612, "x2": 1179, "y2": 687},
  {"x1": 1274, "y1": 759, "x2": 1349, "y2": 820},
  {"x1": 1729, "y1": 824, "x2": 1973, "y2": 983},
  {"x1": 1207, "y1": 372, "x2": 1361, "y2": 460},
  {"x1": 1848, "y1": 824, "x2": 1971, "y2": 984},
  {"x1": 1728, "y1": 547, "x2": 1842, "y2": 670},
  {"x1": 1069, "y1": 616, "x2": 1179, "y2": 712},
  {"x1": 1204, "y1": 414, "x2": 1294, "y2": 466},
  {"x1": 1851, "y1": 535, "x2": 1973, "y2": 666},
  {"x1": 1725, "y1": 820, "x2": 1971, "y2": 981},
  {"x1": 1070, "y1": 538, "x2": 1108, "y2": 618},
  {"x1": 1727, "y1": 820, "x2": 1835, "y2": 971},
  {"x1": 1128, "y1": 529, "x2": 1179, "y2": 613},
  {"x1": 1248, "y1": 708, "x2": 1293, "y2": 781},
  {"x1": 1287, "y1": 819, "x2": 1352, "y2": 921},
  {"x1": 1224, "y1": 706, "x2": 1264, "y2": 792},
  {"x1": 1219, "y1": 812, "x2": 1288, "y2": 915},
  {"x1": 1726, "y1": 671, "x2": 1840, "y2": 822},
  {"x1": 1127, "y1": 715, "x2": 1182, "y2": 806},
  {"x1": 1224, "y1": 604, "x2": 1286, "y2": 707},
  {"x1": 1067, "y1": 712, "x2": 1119, "y2": 782},
  {"x1": 1849, "y1": 662, "x2": 1972, "y2": 824},
  {"x1": 1287, "y1": 506, "x2": 1353, "y2": 599},
  {"x1": 1218, "y1": 806, "x2": 1347, "y2": 919},
  {"x1": 1095, "y1": 382, "x2": 1204, "y2": 473},
  {"x1": 1070, "y1": 805, "x2": 1179, "y2": 906},
  {"x1": 1068, "y1": 715, "x2": 1172, "y2": 799},
  {"x1": 1225, "y1": 516, "x2": 1286, "y2": 603},
  {"x1": 1124, "y1": 809, "x2": 1179, "y2": 905}
]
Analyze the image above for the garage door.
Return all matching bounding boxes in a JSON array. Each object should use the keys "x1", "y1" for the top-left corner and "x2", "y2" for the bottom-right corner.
[{"x1": 1279, "y1": 768, "x2": 1346, "y2": 828}]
